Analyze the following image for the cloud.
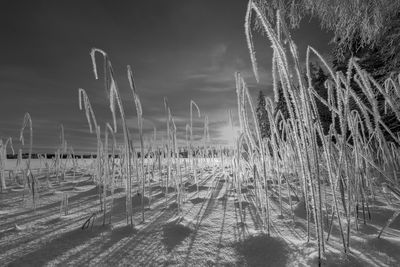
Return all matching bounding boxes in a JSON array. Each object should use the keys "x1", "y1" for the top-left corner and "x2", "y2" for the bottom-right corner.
[{"x1": 0, "y1": 0, "x2": 332, "y2": 153}]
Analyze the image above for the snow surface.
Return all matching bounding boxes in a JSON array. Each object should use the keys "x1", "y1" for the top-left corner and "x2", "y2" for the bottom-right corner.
[{"x1": 0, "y1": 160, "x2": 399, "y2": 266}]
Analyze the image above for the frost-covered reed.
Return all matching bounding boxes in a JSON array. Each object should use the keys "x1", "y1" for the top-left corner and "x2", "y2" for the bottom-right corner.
[{"x1": 238, "y1": 0, "x2": 400, "y2": 265}]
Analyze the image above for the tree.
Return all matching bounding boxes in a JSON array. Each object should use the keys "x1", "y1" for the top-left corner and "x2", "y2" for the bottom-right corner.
[
  {"x1": 332, "y1": 13, "x2": 400, "y2": 141},
  {"x1": 256, "y1": 90, "x2": 270, "y2": 139},
  {"x1": 308, "y1": 64, "x2": 331, "y2": 135},
  {"x1": 273, "y1": 82, "x2": 289, "y2": 121},
  {"x1": 272, "y1": 82, "x2": 291, "y2": 142},
  {"x1": 255, "y1": 0, "x2": 400, "y2": 58},
  {"x1": 333, "y1": 12, "x2": 400, "y2": 83},
  {"x1": 273, "y1": 64, "x2": 332, "y2": 139}
]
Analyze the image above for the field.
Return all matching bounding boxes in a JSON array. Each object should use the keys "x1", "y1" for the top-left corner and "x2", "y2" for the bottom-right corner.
[
  {"x1": 1, "y1": 1, "x2": 400, "y2": 266},
  {"x1": 0, "y1": 158, "x2": 399, "y2": 266}
]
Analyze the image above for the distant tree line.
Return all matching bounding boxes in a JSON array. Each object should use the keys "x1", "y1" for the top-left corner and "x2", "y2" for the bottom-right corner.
[
  {"x1": 6, "y1": 153, "x2": 97, "y2": 159},
  {"x1": 7, "y1": 147, "x2": 233, "y2": 159}
]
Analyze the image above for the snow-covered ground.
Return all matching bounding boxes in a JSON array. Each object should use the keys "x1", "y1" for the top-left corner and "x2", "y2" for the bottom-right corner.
[{"x1": 0, "y1": 163, "x2": 399, "y2": 266}]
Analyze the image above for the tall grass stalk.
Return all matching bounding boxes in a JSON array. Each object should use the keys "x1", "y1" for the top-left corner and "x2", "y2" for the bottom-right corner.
[
  {"x1": 0, "y1": 138, "x2": 14, "y2": 191},
  {"x1": 20, "y1": 113, "x2": 37, "y2": 210},
  {"x1": 127, "y1": 65, "x2": 145, "y2": 222},
  {"x1": 190, "y1": 100, "x2": 201, "y2": 192}
]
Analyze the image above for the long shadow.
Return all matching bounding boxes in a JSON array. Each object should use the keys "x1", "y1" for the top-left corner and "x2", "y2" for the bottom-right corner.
[
  {"x1": 2, "y1": 179, "x2": 146, "y2": 231},
  {"x1": 61, "y1": 191, "x2": 179, "y2": 266},
  {"x1": 101, "y1": 207, "x2": 177, "y2": 266},
  {"x1": 58, "y1": 225, "x2": 138, "y2": 266},
  {"x1": 186, "y1": 184, "x2": 209, "y2": 193},
  {"x1": 108, "y1": 185, "x2": 171, "y2": 221},
  {"x1": 5, "y1": 172, "x2": 200, "y2": 266},
  {"x1": 150, "y1": 185, "x2": 175, "y2": 193},
  {"x1": 0, "y1": 201, "x2": 101, "y2": 255},
  {"x1": 183, "y1": 174, "x2": 224, "y2": 265},
  {"x1": 0, "y1": 184, "x2": 99, "y2": 225},
  {"x1": 201, "y1": 176, "x2": 224, "y2": 220},
  {"x1": 214, "y1": 189, "x2": 228, "y2": 266},
  {"x1": 0, "y1": 190, "x2": 26, "y2": 208},
  {"x1": 246, "y1": 197, "x2": 263, "y2": 230},
  {"x1": 233, "y1": 194, "x2": 247, "y2": 241},
  {"x1": 357, "y1": 223, "x2": 378, "y2": 235},
  {"x1": 0, "y1": 186, "x2": 99, "y2": 230},
  {"x1": 6, "y1": 225, "x2": 110, "y2": 267},
  {"x1": 189, "y1": 197, "x2": 207, "y2": 205},
  {"x1": 369, "y1": 207, "x2": 400, "y2": 230},
  {"x1": 312, "y1": 251, "x2": 364, "y2": 267}
]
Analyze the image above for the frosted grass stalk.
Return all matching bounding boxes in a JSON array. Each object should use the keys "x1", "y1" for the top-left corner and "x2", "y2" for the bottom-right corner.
[{"x1": 127, "y1": 65, "x2": 145, "y2": 222}]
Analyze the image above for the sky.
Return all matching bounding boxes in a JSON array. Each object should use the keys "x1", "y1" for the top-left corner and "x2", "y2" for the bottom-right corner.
[{"x1": 0, "y1": 0, "x2": 333, "y2": 153}]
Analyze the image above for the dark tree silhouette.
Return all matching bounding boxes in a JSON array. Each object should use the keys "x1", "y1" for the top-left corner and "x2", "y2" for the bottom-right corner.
[
  {"x1": 256, "y1": 90, "x2": 270, "y2": 139},
  {"x1": 308, "y1": 64, "x2": 331, "y2": 135}
]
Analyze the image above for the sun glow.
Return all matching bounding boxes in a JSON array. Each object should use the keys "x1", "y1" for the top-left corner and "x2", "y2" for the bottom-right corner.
[{"x1": 218, "y1": 124, "x2": 239, "y2": 146}]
